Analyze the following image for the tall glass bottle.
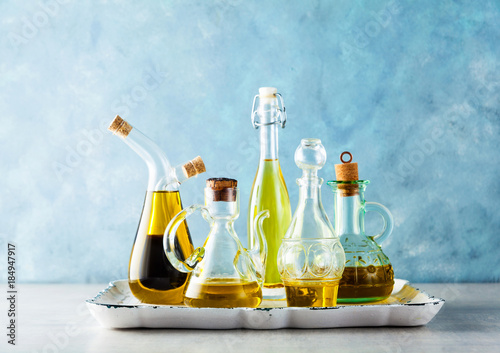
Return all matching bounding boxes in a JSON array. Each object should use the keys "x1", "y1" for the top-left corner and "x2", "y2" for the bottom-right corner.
[
  {"x1": 108, "y1": 115, "x2": 206, "y2": 304},
  {"x1": 248, "y1": 87, "x2": 292, "y2": 297},
  {"x1": 278, "y1": 138, "x2": 345, "y2": 307}
]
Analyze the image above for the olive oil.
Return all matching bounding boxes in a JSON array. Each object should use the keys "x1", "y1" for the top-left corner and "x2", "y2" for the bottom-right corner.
[
  {"x1": 248, "y1": 159, "x2": 292, "y2": 288},
  {"x1": 284, "y1": 280, "x2": 340, "y2": 307},
  {"x1": 128, "y1": 191, "x2": 194, "y2": 305},
  {"x1": 184, "y1": 279, "x2": 262, "y2": 308},
  {"x1": 338, "y1": 264, "x2": 394, "y2": 303}
]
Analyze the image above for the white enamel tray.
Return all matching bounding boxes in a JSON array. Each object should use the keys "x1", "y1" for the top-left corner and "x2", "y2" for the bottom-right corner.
[{"x1": 86, "y1": 279, "x2": 444, "y2": 329}]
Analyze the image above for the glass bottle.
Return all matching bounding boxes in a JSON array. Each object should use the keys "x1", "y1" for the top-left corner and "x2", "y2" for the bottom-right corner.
[
  {"x1": 327, "y1": 152, "x2": 394, "y2": 303},
  {"x1": 248, "y1": 87, "x2": 292, "y2": 298},
  {"x1": 164, "y1": 178, "x2": 269, "y2": 308},
  {"x1": 108, "y1": 115, "x2": 206, "y2": 304},
  {"x1": 277, "y1": 139, "x2": 345, "y2": 307}
]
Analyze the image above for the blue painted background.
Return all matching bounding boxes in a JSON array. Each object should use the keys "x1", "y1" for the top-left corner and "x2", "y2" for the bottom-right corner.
[{"x1": 1, "y1": 0, "x2": 499, "y2": 283}]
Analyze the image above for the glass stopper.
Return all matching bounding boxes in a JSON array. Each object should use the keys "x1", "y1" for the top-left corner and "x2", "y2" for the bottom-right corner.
[{"x1": 294, "y1": 138, "x2": 327, "y2": 173}]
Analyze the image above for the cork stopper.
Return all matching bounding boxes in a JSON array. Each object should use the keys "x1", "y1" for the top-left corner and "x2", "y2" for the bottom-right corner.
[
  {"x1": 182, "y1": 156, "x2": 206, "y2": 179},
  {"x1": 206, "y1": 178, "x2": 237, "y2": 202},
  {"x1": 335, "y1": 152, "x2": 359, "y2": 196},
  {"x1": 108, "y1": 115, "x2": 132, "y2": 138}
]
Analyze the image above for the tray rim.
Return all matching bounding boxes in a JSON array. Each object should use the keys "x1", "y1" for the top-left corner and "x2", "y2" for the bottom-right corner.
[{"x1": 86, "y1": 278, "x2": 446, "y2": 310}]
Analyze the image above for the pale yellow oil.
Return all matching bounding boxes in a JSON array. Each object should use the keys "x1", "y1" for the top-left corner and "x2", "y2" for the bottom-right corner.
[
  {"x1": 248, "y1": 159, "x2": 292, "y2": 288},
  {"x1": 184, "y1": 279, "x2": 262, "y2": 308},
  {"x1": 284, "y1": 280, "x2": 340, "y2": 307},
  {"x1": 128, "y1": 191, "x2": 194, "y2": 305}
]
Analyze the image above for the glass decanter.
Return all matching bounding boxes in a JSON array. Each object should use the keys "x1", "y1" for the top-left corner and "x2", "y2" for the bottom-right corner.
[
  {"x1": 277, "y1": 139, "x2": 345, "y2": 307},
  {"x1": 327, "y1": 152, "x2": 395, "y2": 303},
  {"x1": 248, "y1": 87, "x2": 292, "y2": 299},
  {"x1": 164, "y1": 178, "x2": 269, "y2": 308},
  {"x1": 108, "y1": 115, "x2": 206, "y2": 305}
]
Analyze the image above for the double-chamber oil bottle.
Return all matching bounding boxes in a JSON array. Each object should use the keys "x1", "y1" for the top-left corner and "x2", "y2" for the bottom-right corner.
[
  {"x1": 248, "y1": 87, "x2": 292, "y2": 298},
  {"x1": 108, "y1": 115, "x2": 205, "y2": 304}
]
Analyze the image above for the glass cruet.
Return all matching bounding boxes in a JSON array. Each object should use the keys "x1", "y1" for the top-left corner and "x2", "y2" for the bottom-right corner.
[
  {"x1": 327, "y1": 152, "x2": 395, "y2": 303},
  {"x1": 277, "y1": 138, "x2": 345, "y2": 307},
  {"x1": 248, "y1": 87, "x2": 292, "y2": 299},
  {"x1": 163, "y1": 178, "x2": 269, "y2": 308},
  {"x1": 108, "y1": 115, "x2": 206, "y2": 305}
]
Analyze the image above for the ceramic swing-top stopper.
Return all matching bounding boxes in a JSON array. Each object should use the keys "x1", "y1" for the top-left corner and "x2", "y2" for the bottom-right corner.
[{"x1": 294, "y1": 138, "x2": 327, "y2": 174}]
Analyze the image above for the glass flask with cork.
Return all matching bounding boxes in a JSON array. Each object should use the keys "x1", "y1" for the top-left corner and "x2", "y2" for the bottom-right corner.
[
  {"x1": 164, "y1": 178, "x2": 269, "y2": 308},
  {"x1": 248, "y1": 87, "x2": 292, "y2": 299},
  {"x1": 108, "y1": 115, "x2": 206, "y2": 305},
  {"x1": 277, "y1": 139, "x2": 345, "y2": 307},
  {"x1": 327, "y1": 152, "x2": 395, "y2": 303}
]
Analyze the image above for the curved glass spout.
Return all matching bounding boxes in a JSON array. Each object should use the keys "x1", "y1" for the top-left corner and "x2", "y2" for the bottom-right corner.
[
  {"x1": 249, "y1": 210, "x2": 269, "y2": 286},
  {"x1": 109, "y1": 115, "x2": 204, "y2": 191}
]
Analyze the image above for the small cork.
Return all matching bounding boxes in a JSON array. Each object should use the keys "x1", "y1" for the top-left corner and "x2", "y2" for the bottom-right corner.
[
  {"x1": 335, "y1": 151, "x2": 359, "y2": 196},
  {"x1": 108, "y1": 115, "x2": 132, "y2": 138},
  {"x1": 206, "y1": 178, "x2": 237, "y2": 202},
  {"x1": 182, "y1": 156, "x2": 206, "y2": 179}
]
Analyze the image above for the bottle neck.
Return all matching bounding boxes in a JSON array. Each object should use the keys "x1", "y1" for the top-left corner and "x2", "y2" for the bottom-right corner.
[
  {"x1": 297, "y1": 171, "x2": 322, "y2": 200},
  {"x1": 334, "y1": 191, "x2": 365, "y2": 236},
  {"x1": 257, "y1": 99, "x2": 280, "y2": 161},
  {"x1": 259, "y1": 123, "x2": 279, "y2": 160},
  {"x1": 118, "y1": 127, "x2": 178, "y2": 191}
]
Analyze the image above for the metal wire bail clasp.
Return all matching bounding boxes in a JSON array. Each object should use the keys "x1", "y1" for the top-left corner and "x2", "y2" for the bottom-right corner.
[
  {"x1": 251, "y1": 94, "x2": 260, "y2": 129},
  {"x1": 276, "y1": 93, "x2": 287, "y2": 129},
  {"x1": 251, "y1": 93, "x2": 287, "y2": 129}
]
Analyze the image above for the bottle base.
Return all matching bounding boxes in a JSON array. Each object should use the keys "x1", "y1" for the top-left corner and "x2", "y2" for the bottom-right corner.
[
  {"x1": 337, "y1": 282, "x2": 394, "y2": 303},
  {"x1": 337, "y1": 295, "x2": 390, "y2": 303},
  {"x1": 262, "y1": 284, "x2": 286, "y2": 300},
  {"x1": 284, "y1": 280, "x2": 340, "y2": 307},
  {"x1": 128, "y1": 280, "x2": 186, "y2": 305},
  {"x1": 183, "y1": 280, "x2": 262, "y2": 308}
]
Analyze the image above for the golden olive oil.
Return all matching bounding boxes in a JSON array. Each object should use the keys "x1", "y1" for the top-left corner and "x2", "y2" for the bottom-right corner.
[
  {"x1": 338, "y1": 264, "x2": 394, "y2": 303},
  {"x1": 128, "y1": 191, "x2": 194, "y2": 304},
  {"x1": 184, "y1": 279, "x2": 262, "y2": 308},
  {"x1": 284, "y1": 280, "x2": 340, "y2": 307},
  {"x1": 248, "y1": 159, "x2": 292, "y2": 288}
]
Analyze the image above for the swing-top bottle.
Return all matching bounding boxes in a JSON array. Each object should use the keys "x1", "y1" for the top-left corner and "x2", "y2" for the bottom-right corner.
[{"x1": 248, "y1": 87, "x2": 292, "y2": 298}]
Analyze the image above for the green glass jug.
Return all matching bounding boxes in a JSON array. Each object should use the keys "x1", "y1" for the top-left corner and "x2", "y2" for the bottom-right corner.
[{"x1": 327, "y1": 152, "x2": 394, "y2": 303}]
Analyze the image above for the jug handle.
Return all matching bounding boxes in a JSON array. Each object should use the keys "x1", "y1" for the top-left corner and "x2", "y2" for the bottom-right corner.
[
  {"x1": 163, "y1": 204, "x2": 211, "y2": 273},
  {"x1": 365, "y1": 202, "x2": 394, "y2": 244},
  {"x1": 248, "y1": 210, "x2": 270, "y2": 286}
]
